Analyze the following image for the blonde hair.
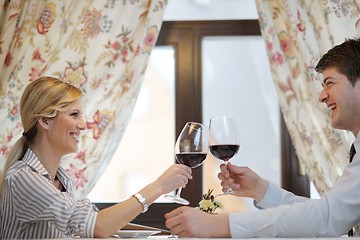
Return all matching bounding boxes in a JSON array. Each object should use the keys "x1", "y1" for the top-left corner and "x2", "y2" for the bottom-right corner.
[{"x1": 0, "y1": 76, "x2": 83, "y2": 193}]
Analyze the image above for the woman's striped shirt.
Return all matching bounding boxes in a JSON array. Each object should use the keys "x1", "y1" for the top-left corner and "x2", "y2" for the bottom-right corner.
[{"x1": 0, "y1": 148, "x2": 98, "y2": 239}]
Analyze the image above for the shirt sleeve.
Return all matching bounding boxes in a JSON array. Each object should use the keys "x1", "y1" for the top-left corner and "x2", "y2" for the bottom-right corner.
[
  {"x1": 229, "y1": 158, "x2": 360, "y2": 238},
  {"x1": 10, "y1": 168, "x2": 98, "y2": 238},
  {"x1": 254, "y1": 182, "x2": 309, "y2": 209}
]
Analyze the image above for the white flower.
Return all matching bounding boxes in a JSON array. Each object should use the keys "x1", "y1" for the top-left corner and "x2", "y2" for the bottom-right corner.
[
  {"x1": 197, "y1": 189, "x2": 223, "y2": 214},
  {"x1": 199, "y1": 199, "x2": 215, "y2": 211}
]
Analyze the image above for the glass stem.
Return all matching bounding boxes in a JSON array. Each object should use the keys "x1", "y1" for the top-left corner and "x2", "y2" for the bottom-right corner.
[
  {"x1": 225, "y1": 161, "x2": 233, "y2": 192},
  {"x1": 176, "y1": 187, "x2": 183, "y2": 197}
]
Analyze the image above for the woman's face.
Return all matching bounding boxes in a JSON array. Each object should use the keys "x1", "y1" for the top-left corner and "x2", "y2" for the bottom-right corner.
[{"x1": 46, "y1": 99, "x2": 86, "y2": 156}]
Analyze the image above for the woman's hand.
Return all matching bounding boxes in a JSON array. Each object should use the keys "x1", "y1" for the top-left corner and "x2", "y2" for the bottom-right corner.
[
  {"x1": 155, "y1": 164, "x2": 192, "y2": 195},
  {"x1": 218, "y1": 162, "x2": 269, "y2": 202}
]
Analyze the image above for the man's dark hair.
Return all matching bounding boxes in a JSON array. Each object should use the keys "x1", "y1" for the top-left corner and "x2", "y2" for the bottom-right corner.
[{"x1": 315, "y1": 37, "x2": 360, "y2": 86}]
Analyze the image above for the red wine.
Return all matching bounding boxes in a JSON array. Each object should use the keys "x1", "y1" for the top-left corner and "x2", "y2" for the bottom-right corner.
[
  {"x1": 176, "y1": 153, "x2": 207, "y2": 168},
  {"x1": 209, "y1": 144, "x2": 240, "y2": 161}
]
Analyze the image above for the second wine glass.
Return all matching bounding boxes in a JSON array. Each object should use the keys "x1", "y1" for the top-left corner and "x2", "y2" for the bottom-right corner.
[
  {"x1": 165, "y1": 122, "x2": 209, "y2": 205},
  {"x1": 209, "y1": 116, "x2": 240, "y2": 195}
]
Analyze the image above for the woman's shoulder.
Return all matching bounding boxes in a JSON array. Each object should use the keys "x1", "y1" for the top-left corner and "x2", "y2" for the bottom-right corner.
[
  {"x1": 6, "y1": 160, "x2": 44, "y2": 186},
  {"x1": 7, "y1": 160, "x2": 27, "y2": 177}
]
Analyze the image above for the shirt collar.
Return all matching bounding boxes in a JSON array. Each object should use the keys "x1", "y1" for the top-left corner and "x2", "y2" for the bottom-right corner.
[
  {"x1": 21, "y1": 149, "x2": 72, "y2": 193},
  {"x1": 22, "y1": 148, "x2": 50, "y2": 179},
  {"x1": 356, "y1": 130, "x2": 360, "y2": 139},
  {"x1": 353, "y1": 131, "x2": 360, "y2": 154}
]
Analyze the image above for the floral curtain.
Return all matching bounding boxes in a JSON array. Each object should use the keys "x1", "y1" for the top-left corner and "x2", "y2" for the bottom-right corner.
[
  {"x1": 0, "y1": 0, "x2": 167, "y2": 199},
  {"x1": 255, "y1": 0, "x2": 360, "y2": 194}
]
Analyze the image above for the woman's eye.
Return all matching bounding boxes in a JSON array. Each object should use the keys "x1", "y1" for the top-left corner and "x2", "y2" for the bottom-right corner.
[{"x1": 70, "y1": 112, "x2": 78, "y2": 118}]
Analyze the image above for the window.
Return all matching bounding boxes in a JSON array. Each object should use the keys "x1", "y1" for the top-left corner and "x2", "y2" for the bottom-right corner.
[{"x1": 91, "y1": 20, "x2": 309, "y2": 229}]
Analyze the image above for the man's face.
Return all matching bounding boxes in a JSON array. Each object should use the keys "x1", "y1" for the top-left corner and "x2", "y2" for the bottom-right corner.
[{"x1": 318, "y1": 67, "x2": 360, "y2": 136}]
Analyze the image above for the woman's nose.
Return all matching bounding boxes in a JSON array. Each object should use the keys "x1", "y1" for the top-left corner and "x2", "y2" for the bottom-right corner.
[{"x1": 78, "y1": 117, "x2": 87, "y2": 130}]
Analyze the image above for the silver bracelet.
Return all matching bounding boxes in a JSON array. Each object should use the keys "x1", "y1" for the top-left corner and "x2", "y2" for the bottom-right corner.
[{"x1": 133, "y1": 193, "x2": 148, "y2": 213}]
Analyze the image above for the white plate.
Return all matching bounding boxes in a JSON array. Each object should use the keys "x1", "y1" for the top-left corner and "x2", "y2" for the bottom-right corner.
[{"x1": 114, "y1": 230, "x2": 161, "y2": 238}]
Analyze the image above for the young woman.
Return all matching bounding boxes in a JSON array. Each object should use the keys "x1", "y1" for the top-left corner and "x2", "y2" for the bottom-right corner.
[{"x1": 0, "y1": 76, "x2": 192, "y2": 239}]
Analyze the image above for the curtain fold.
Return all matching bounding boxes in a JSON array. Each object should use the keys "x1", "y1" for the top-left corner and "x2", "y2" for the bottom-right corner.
[
  {"x1": 255, "y1": 0, "x2": 360, "y2": 193},
  {"x1": 0, "y1": 0, "x2": 168, "y2": 199}
]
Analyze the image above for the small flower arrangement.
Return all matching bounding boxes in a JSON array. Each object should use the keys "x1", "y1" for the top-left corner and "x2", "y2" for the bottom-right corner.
[{"x1": 197, "y1": 189, "x2": 223, "y2": 214}]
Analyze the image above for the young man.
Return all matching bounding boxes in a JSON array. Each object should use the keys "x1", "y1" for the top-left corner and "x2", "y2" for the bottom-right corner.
[{"x1": 165, "y1": 37, "x2": 360, "y2": 238}]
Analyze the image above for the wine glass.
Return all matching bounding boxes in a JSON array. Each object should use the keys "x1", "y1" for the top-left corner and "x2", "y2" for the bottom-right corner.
[
  {"x1": 209, "y1": 116, "x2": 240, "y2": 195},
  {"x1": 165, "y1": 122, "x2": 209, "y2": 205}
]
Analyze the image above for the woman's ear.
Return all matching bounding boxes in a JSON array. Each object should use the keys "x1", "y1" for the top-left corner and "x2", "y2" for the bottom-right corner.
[{"x1": 38, "y1": 117, "x2": 51, "y2": 130}]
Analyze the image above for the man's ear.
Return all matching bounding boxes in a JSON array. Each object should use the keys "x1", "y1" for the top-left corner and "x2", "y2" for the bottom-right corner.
[{"x1": 38, "y1": 117, "x2": 51, "y2": 130}]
